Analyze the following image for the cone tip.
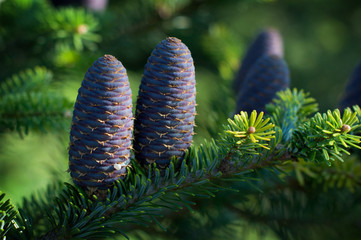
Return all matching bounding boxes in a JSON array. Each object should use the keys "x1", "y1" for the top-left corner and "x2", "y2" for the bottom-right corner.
[
  {"x1": 103, "y1": 54, "x2": 117, "y2": 61},
  {"x1": 165, "y1": 37, "x2": 182, "y2": 44}
]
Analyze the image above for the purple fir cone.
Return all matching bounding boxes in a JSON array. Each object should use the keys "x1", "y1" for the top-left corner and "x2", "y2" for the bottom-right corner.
[
  {"x1": 69, "y1": 55, "x2": 133, "y2": 194},
  {"x1": 134, "y1": 37, "x2": 196, "y2": 169},
  {"x1": 233, "y1": 28, "x2": 283, "y2": 91},
  {"x1": 235, "y1": 54, "x2": 290, "y2": 114},
  {"x1": 340, "y1": 60, "x2": 361, "y2": 109}
]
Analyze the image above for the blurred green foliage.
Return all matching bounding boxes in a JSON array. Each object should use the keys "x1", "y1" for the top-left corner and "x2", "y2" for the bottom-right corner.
[{"x1": 1, "y1": 0, "x2": 361, "y2": 239}]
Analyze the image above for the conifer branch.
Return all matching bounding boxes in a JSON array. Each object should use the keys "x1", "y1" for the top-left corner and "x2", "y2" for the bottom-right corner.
[
  {"x1": 6, "y1": 93, "x2": 358, "y2": 239},
  {"x1": 290, "y1": 108, "x2": 361, "y2": 165},
  {"x1": 266, "y1": 88, "x2": 318, "y2": 143},
  {"x1": 0, "y1": 67, "x2": 73, "y2": 136},
  {"x1": 40, "y1": 7, "x2": 101, "y2": 51},
  {"x1": 2, "y1": 89, "x2": 360, "y2": 240},
  {"x1": 0, "y1": 67, "x2": 52, "y2": 96},
  {"x1": 0, "y1": 192, "x2": 22, "y2": 240}
]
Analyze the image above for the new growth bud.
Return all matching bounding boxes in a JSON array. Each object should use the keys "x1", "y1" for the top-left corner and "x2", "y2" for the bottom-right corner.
[{"x1": 341, "y1": 124, "x2": 351, "y2": 133}]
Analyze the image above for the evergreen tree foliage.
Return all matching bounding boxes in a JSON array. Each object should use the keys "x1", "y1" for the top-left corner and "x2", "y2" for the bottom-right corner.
[
  {"x1": 3, "y1": 88, "x2": 361, "y2": 239},
  {"x1": 2, "y1": 0, "x2": 361, "y2": 239},
  {"x1": 0, "y1": 192, "x2": 21, "y2": 240},
  {"x1": 0, "y1": 67, "x2": 73, "y2": 136},
  {"x1": 40, "y1": 7, "x2": 101, "y2": 51}
]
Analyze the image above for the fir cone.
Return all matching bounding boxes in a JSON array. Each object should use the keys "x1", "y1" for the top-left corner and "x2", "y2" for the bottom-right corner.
[
  {"x1": 69, "y1": 55, "x2": 133, "y2": 194},
  {"x1": 134, "y1": 37, "x2": 196, "y2": 169},
  {"x1": 339, "y1": 60, "x2": 361, "y2": 109},
  {"x1": 233, "y1": 28, "x2": 283, "y2": 91},
  {"x1": 235, "y1": 54, "x2": 290, "y2": 114}
]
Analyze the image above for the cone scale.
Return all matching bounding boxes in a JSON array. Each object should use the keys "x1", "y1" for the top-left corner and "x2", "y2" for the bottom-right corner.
[
  {"x1": 235, "y1": 54, "x2": 290, "y2": 114},
  {"x1": 134, "y1": 37, "x2": 196, "y2": 169},
  {"x1": 69, "y1": 55, "x2": 133, "y2": 194}
]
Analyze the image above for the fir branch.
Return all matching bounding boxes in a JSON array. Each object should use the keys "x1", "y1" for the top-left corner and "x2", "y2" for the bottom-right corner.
[
  {"x1": 16, "y1": 182, "x2": 64, "y2": 239},
  {"x1": 0, "y1": 91, "x2": 73, "y2": 136},
  {"x1": 228, "y1": 172, "x2": 361, "y2": 240},
  {"x1": 224, "y1": 111, "x2": 275, "y2": 150},
  {"x1": 282, "y1": 156, "x2": 361, "y2": 192},
  {"x1": 351, "y1": 105, "x2": 361, "y2": 133},
  {"x1": 0, "y1": 66, "x2": 73, "y2": 136},
  {"x1": 290, "y1": 108, "x2": 361, "y2": 165},
  {"x1": 0, "y1": 67, "x2": 52, "y2": 96},
  {"x1": 35, "y1": 111, "x2": 280, "y2": 239},
  {"x1": 27, "y1": 106, "x2": 361, "y2": 239},
  {"x1": 9, "y1": 101, "x2": 361, "y2": 240},
  {"x1": 40, "y1": 7, "x2": 101, "y2": 51},
  {"x1": 266, "y1": 88, "x2": 318, "y2": 143},
  {"x1": 0, "y1": 192, "x2": 22, "y2": 240}
]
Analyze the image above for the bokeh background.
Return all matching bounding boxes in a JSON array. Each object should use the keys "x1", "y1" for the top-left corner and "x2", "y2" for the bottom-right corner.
[{"x1": 1, "y1": 0, "x2": 361, "y2": 239}]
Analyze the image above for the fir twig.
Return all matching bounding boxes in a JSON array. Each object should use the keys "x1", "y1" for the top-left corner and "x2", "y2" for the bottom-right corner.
[{"x1": 9, "y1": 91, "x2": 361, "y2": 240}]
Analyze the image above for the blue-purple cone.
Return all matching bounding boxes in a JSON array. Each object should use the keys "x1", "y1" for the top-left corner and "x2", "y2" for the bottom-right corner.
[
  {"x1": 340, "y1": 60, "x2": 361, "y2": 109},
  {"x1": 235, "y1": 54, "x2": 290, "y2": 114},
  {"x1": 69, "y1": 55, "x2": 133, "y2": 191},
  {"x1": 134, "y1": 37, "x2": 196, "y2": 168},
  {"x1": 233, "y1": 28, "x2": 283, "y2": 91}
]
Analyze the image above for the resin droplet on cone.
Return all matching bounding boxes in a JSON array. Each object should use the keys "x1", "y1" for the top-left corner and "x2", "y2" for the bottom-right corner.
[
  {"x1": 340, "y1": 60, "x2": 361, "y2": 109},
  {"x1": 235, "y1": 54, "x2": 290, "y2": 114},
  {"x1": 233, "y1": 28, "x2": 283, "y2": 92},
  {"x1": 134, "y1": 37, "x2": 196, "y2": 169},
  {"x1": 69, "y1": 55, "x2": 133, "y2": 194}
]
